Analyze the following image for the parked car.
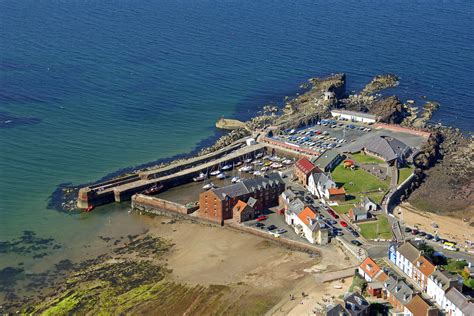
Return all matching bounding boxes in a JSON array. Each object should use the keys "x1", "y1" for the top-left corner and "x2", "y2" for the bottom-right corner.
[
  {"x1": 256, "y1": 215, "x2": 268, "y2": 221},
  {"x1": 411, "y1": 229, "x2": 419, "y2": 235},
  {"x1": 404, "y1": 227, "x2": 412, "y2": 233},
  {"x1": 425, "y1": 234, "x2": 433, "y2": 240},
  {"x1": 433, "y1": 235, "x2": 441, "y2": 242},
  {"x1": 328, "y1": 219, "x2": 337, "y2": 225},
  {"x1": 419, "y1": 231, "x2": 426, "y2": 237},
  {"x1": 267, "y1": 225, "x2": 277, "y2": 230},
  {"x1": 255, "y1": 222, "x2": 265, "y2": 227},
  {"x1": 276, "y1": 228, "x2": 287, "y2": 234},
  {"x1": 351, "y1": 240, "x2": 362, "y2": 246},
  {"x1": 340, "y1": 221, "x2": 348, "y2": 227}
]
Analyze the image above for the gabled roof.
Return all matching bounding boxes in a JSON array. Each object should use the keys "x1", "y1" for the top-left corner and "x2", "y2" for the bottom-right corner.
[
  {"x1": 364, "y1": 135, "x2": 410, "y2": 162},
  {"x1": 350, "y1": 206, "x2": 367, "y2": 217},
  {"x1": 445, "y1": 287, "x2": 473, "y2": 312},
  {"x1": 396, "y1": 241, "x2": 420, "y2": 263},
  {"x1": 429, "y1": 269, "x2": 459, "y2": 291},
  {"x1": 297, "y1": 207, "x2": 317, "y2": 226},
  {"x1": 232, "y1": 200, "x2": 249, "y2": 214},
  {"x1": 359, "y1": 257, "x2": 382, "y2": 280},
  {"x1": 328, "y1": 187, "x2": 346, "y2": 196},
  {"x1": 414, "y1": 256, "x2": 435, "y2": 277},
  {"x1": 287, "y1": 198, "x2": 305, "y2": 215},
  {"x1": 295, "y1": 157, "x2": 317, "y2": 175},
  {"x1": 312, "y1": 149, "x2": 341, "y2": 171},
  {"x1": 405, "y1": 294, "x2": 437, "y2": 316},
  {"x1": 384, "y1": 277, "x2": 414, "y2": 306},
  {"x1": 311, "y1": 171, "x2": 334, "y2": 186},
  {"x1": 343, "y1": 292, "x2": 369, "y2": 316}
]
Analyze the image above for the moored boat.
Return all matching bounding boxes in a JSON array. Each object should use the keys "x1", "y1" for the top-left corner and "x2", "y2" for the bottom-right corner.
[
  {"x1": 231, "y1": 176, "x2": 240, "y2": 183},
  {"x1": 221, "y1": 164, "x2": 232, "y2": 171},
  {"x1": 216, "y1": 172, "x2": 226, "y2": 179},
  {"x1": 193, "y1": 172, "x2": 207, "y2": 182},
  {"x1": 202, "y1": 182, "x2": 215, "y2": 190},
  {"x1": 210, "y1": 170, "x2": 221, "y2": 176}
]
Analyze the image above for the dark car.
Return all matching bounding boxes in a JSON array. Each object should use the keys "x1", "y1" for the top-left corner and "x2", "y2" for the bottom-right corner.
[
  {"x1": 328, "y1": 219, "x2": 337, "y2": 225},
  {"x1": 404, "y1": 227, "x2": 412, "y2": 233},
  {"x1": 433, "y1": 235, "x2": 441, "y2": 242},
  {"x1": 425, "y1": 234, "x2": 433, "y2": 240},
  {"x1": 351, "y1": 240, "x2": 362, "y2": 246},
  {"x1": 351, "y1": 231, "x2": 360, "y2": 238},
  {"x1": 419, "y1": 231, "x2": 426, "y2": 237},
  {"x1": 304, "y1": 196, "x2": 313, "y2": 204},
  {"x1": 267, "y1": 225, "x2": 277, "y2": 231},
  {"x1": 411, "y1": 229, "x2": 419, "y2": 235},
  {"x1": 255, "y1": 222, "x2": 265, "y2": 227}
]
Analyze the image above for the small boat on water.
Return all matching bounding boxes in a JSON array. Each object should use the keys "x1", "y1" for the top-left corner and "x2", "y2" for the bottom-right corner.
[
  {"x1": 85, "y1": 205, "x2": 95, "y2": 212},
  {"x1": 216, "y1": 172, "x2": 226, "y2": 179},
  {"x1": 202, "y1": 182, "x2": 215, "y2": 190},
  {"x1": 193, "y1": 172, "x2": 207, "y2": 182},
  {"x1": 210, "y1": 170, "x2": 221, "y2": 176},
  {"x1": 143, "y1": 184, "x2": 164, "y2": 195},
  {"x1": 221, "y1": 164, "x2": 233, "y2": 171},
  {"x1": 231, "y1": 176, "x2": 240, "y2": 183},
  {"x1": 239, "y1": 165, "x2": 253, "y2": 172}
]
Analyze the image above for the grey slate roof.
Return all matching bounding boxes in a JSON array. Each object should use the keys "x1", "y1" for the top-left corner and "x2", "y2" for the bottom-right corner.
[
  {"x1": 351, "y1": 206, "x2": 367, "y2": 217},
  {"x1": 288, "y1": 198, "x2": 305, "y2": 215},
  {"x1": 326, "y1": 304, "x2": 350, "y2": 316},
  {"x1": 312, "y1": 149, "x2": 341, "y2": 170},
  {"x1": 212, "y1": 173, "x2": 284, "y2": 201},
  {"x1": 364, "y1": 135, "x2": 411, "y2": 162},
  {"x1": 384, "y1": 277, "x2": 414, "y2": 306},
  {"x1": 445, "y1": 287, "x2": 474, "y2": 315},
  {"x1": 430, "y1": 269, "x2": 460, "y2": 291},
  {"x1": 282, "y1": 189, "x2": 296, "y2": 201},
  {"x1": 343, "y1": 292, "x2": 370, "y2": 316},
  {"x1": 397, "y1": 242, "x2": 420, "y2": 263},
  {"x1": 362, "y1": 197, "x2": 375, "y2": 206}
]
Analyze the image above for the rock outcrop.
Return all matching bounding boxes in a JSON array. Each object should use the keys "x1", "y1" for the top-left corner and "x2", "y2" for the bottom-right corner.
[
  {"x1": 361, "y1": 74, "x2": 399, "y2": 96},
  {"x1": 369, "y1": 96, "x2": 407, "y2": 124}
]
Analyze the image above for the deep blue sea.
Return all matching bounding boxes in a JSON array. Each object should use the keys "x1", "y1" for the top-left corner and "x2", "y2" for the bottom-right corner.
[{"x1": 0, "y1": 0, "x2": 473, "y2": 293}]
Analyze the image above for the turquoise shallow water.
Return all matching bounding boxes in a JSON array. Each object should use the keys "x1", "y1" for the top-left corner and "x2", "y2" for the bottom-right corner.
[{"x1": 0, "y1": 0, "x2": 473, "y2": 286}]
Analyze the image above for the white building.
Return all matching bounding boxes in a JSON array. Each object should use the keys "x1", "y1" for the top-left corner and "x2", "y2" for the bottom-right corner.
[
  {"x1": 246, "y1": 138, "x2": 256, "y2": 146},
  {"x1": 395, "y1": 242, "x2": 420, "y2": 279},
  {"x1": 307, "y1": 172, "x2": 336, "y2": 199},
  {"x1": 426, "y1": 269, "x2": 463, "y2": 312},
  {"x1": 285, "y1": 204, "x2": 328, "y2": 245},
  {"x1": 331, "y1": 109, "x2": 377, "y2": 124}
]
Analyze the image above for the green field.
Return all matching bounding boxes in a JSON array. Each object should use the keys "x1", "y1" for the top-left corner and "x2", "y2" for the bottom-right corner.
[
  {"x1": 398, "y1": 166, "x2": 414, "y2": 185},
  {"x1": 358, "y1": 216, "x2": 392, "y2": 240},
  {"x1": 331, "y1": 204, "x2": 353, "y2": 214},
  {"x1": 331, "y1": 164, "x2": 390, "y2": 197},
  {"x1": 350, "y1": 152, "x2": 385, "y2": 165}
]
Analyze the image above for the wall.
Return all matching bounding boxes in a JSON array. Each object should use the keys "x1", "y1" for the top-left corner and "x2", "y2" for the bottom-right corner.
[{"x1": 132, "y1": 194, "x2": 198, "y2": 215}]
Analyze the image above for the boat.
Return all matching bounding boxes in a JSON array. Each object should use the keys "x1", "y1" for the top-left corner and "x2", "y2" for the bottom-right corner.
[
  {"x1": 231, "y1": 176, "x2": 240, "y2": 183},
  {"x1": 221, "y1": 164, "x2": 233, "y2": 171},
  {"x1": 239, "y1": 165, "x2": 253, "y2": 172},
  {"x1": 260, "y1": 166, "x2": 269, "y2": 172},
  {"x1": 234, "y1": 161, "x2": 243, "y2": 167},
  {"x1": 253, "y1": 171, "x2": 262, "y2": 176},
  {"x1": 244, "y1": 158, "x2": 252, "y2": 163},
  {"x1": 193, "y1": 172, "x2": 207, "y2": 182},
  {"x1": 333, "y1": 285, "x2": 343, "y2": 289},
  {"x1": 271, "y1": 162, "x2": 283, "y2": 169},
  {"x1": 210, "y1": 170, "x2": 221, "y2": 176},
  {"x1": 283, "y1": 159, "x2": 293, "y2": 165},
  {"x1": 142, "y1": 184, "x2": 164, "y2": 195},
  {"x1": 85, "y1": 205, "x2": 95, "y2": 212},
  {"x1": 216, "y1": 172, "x2": 226, "y2": 179},
  {"x1": 202, "y1": 182, "x2": 215, "y2": 190},
  {"x1": 255, "y1": 152, "x2": 264, "y2": 159}
]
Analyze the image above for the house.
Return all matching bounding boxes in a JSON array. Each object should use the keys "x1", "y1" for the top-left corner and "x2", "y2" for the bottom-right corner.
[
  {"x1": 288, "y1": 206, "x2": 329, "y2": 245},
  {"x1": 405, "y1": 294, "x2": 439, "y2": 316},
  {"x1": 348, "y1": 207, "x2": 369, "y2": 222},
  {"x1": 308, "y1": 171, "x2": 336, "y2": 199},
  {"x1": 232, "y1": 199, "x2": 256, "y2": 223},
  {"x1": 367, "y1": 282, "x2": 384, "y2": 298},
  {"x1": 312, "y1": 149, "x2": 342, "y2": 172},
  {"x1": 362, "y1": 135, "x2": 412, "y2": 166},
  {"x1": 444, "y1": 287, "x2": 474, "y2": 316},
  {"x1": 199, "y1": 173, "x2": 285, "y2": 225},
  {"x1": 388, "y1": 243, "x2": 397, "y2": 264},
  {"x1": 327, "y1": 187, "x2": 346, "y2": 201},
  {"x1": 395, "y1": 241, "x2": 421, "y2": 279},
  {"x1": 284, "y1": 197, "x2": 306, "y2": 226},
  {"x1": 279, "y1": 189, "x2": 297, "y2": 210},
  {"x1": 361, "y1": 197, "x2": 377, "y2": 211},
  {"x1": 294, "y1": 157, "x2": 319, "y2": 186},
  {"x1": 325, "y1": 304, "x2": 350, "y2": 316},
  {"x1": 343, "y1": 292, "x2": 370, "y2": 316},
  {"x1": 412, "y1": 255, "x2": 436, "y2": 291},
  {"x1": 383, "y1": 277, "x2": 415, "y2": 313},
  {"x1": 358, "y1": 257, "x2": 388, "y2": 284},
  {"x1": 331, "y1": 109, "x2": 377, "y2": 124},
  {"x1": 426, "y1": 269, "x2": 463, "y2": 311}
]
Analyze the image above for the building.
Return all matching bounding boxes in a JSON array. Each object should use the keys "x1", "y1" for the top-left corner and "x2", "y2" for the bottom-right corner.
[
  {"x1": 312, "y1": 149, "x2": 343, "y2": 172},
  {"x1": 279, "y1": 189, "x2": 297, "y2": 210},
  {"x1": 383, "y1": 277, "x2": 415, "y2": 313},
  {"x1": 308, "y1": 171, "x2": 336, "y2": 199},
  {"x1": 294, "y1": 157, "x2": 319, "y2": 186},
  {"x1": 327, "y1": 187, "x2": 346, "y2": 201},
  {"x1": 412, "y1": 255, "x2": 436, "y2": 291},
  {"x1": 361, "y1": 197, "x2": 377, "y2": 211},
  {"x1": 199, "y1": 173, "x2": 285, "y2": 225},
  {"x1": 367, "y1": 282, "x2": 384, "y2": 298},
  {"x1": 325, "y1": 304, "x2": 350, "y2": 316},
  {"x1": 426, "y1": 269, "x2": 463, "y2": 311},
  {"x1": 284, "y1": 197, "x2": 306, "y2": 226},
  {"x1": 331, "y1": 109, "x2": 377, "y2": 124},
  {"x1": 405, "y1": 294, "x2": 439, "y2": 316},
  {"x1": 232, "y1": 199, "x2": 256, "y2": 223},
  {"x1": 444, "y1": 287, "x2": 474, "y2": 316},
  {"x1": 245, "y1": 138, "x2": 256, "y2": 146},
  {"x1": 348, "y1": 206, "x2": 369, "y2": 222},
  {"x1": 286, "y1": 205, "x2": 329, "y2": 245},
  {"x1": 395, "y1": 241, "x2": 421, "y2": 279},
  {"x1": 357, "y1": 257, "x2": 388, "y2": 283},
  {"x1": 343, "y1": 292, "x2": 370, "y2": 316},
  {"x1": 362, "y1": 135, "x2": 412, "y2": 166}
]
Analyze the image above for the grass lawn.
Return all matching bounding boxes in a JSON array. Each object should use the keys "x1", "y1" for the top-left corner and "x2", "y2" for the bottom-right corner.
[
  {"x1": 332, "y1": 164, "x2": 390, "y2": 196},
  {"x1": 358, "y1": 215, "x2": 392, "y2": 240},
  {"x1": 332, "y1": 204, "x2": 353, "y2": 214},
  {"x1": 398, "y1": 166, "x2": 414, "y2": 185},
  {"x1": 351, "y1": 152, "x2": 385, "y2": 165}
]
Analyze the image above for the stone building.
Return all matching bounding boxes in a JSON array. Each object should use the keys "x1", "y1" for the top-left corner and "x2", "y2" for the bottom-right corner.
[{"x1": 294, "y1": 157, "x2": 320, "y2": 186}]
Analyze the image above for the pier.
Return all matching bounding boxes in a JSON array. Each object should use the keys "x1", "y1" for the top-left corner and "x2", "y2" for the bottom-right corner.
[{"x1": 77, "y1": 141, "x2": 266, "y2": 209}]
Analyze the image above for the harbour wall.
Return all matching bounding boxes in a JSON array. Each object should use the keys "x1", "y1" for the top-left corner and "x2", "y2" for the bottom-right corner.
[{"x1": 132, "y1": 194, "x2": 198, "y2": 215}]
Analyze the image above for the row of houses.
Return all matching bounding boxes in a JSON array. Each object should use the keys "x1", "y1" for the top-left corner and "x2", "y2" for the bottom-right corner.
[{"x1": 389, "y1": 241, "x2": 474, "y2": 316}]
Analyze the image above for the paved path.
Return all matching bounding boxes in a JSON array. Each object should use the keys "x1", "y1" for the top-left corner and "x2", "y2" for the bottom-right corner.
[{"x1": 314, "y1": 266, "x2": 357, "y2": 283}]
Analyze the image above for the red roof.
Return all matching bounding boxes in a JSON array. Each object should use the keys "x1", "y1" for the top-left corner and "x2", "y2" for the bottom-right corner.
[
  {"x1": 297, "y1": 207, "x2": 317, "y2": 226},
  {"x1": 295, "y1": 158, "x2": 316, "y2": 175},
  {"x1": 359, "y1": 257, "x2": 382, "y2": 279},
  {"x1": 328, "y1": 187, "x2": 346, "y2": 195}
]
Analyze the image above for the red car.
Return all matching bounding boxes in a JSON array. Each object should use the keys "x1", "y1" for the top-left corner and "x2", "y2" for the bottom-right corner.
[
  {"x1": 256, "y1": 215, "x2": 268, "y2": 221},
  {"x1": 329, "y1": 212, "x2": 339, "y2": 219},
  {"x1": 340, "y1": 221, "x2": 348, "y2": 227}
]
